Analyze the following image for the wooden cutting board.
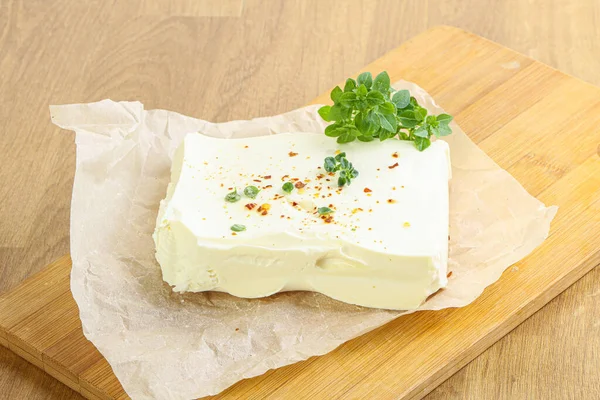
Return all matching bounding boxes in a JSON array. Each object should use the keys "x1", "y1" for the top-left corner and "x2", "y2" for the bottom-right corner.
[{"x1": 1, "y1": 26, "x2": 599, "y2": 400}]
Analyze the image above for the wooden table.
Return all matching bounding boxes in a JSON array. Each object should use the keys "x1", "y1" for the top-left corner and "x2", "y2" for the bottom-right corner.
[{"x1": 1, "y1": 1, "x2": 598, "y2": 399}]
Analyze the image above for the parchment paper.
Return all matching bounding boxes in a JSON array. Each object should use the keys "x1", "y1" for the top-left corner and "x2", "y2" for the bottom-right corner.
[{"x1": 50, "y1": 81, "x2": 557, "y2": 400}]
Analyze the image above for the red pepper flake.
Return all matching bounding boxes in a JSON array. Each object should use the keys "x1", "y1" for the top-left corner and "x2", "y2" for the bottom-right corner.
[
  {"x1": 392, "y1": 152, "x2": 399, "y2": 158},
  {"x1": 377, "y1": 168, "x2": 380, "y2": 171},
  {"x1": 281, "y1": 174, "x2": 290, "y2": 181},
  {"x1": 244, "y1": 145, "x2": 249, "y2": 149},
  {"x1": 263, "y1": 185, "x2": 272, "y2": 189},
  {"x1": 287, "y1": 216, "x2": 291, "y2": 219},
  {"x1": 294, "y1": 181, "x2": 306, "y2": 189},
  {"x1": 388, "y1": 162, "x2": 399, "y2": 169},
  {"x1": 387, "y1": 199, "x2": 397, "y2": 204},
  {"x1": 280, "y1": 215, "x2": 285, "y2": 218},
  {"x1": 324, "y1": 216, "x2": 334, "y2": 224},
  {"x1": 263, "y1": 175, "x2": 272, "y2": 179},
  {"x1": 227, "y1": 187, "x2": 233, "y2": 190},
  {"x1": 289, "y1": 151, "x2": 298, "y2": 157},
  {"x1": 253, "y1": 179, "x2": 262, "y2": 183},
  {"x1": 363, "y1": 188, "x2": 372, "y2": 193},
  {"x1": 447, "y1": 271, "x2": 453, "y2": 278},
  {"x1": 316, "y1": 174, "x2": 325, "y2": 180},
  {"x1": 317, "y1": 166, "x2": 322, "y2": 169},
  {"x1": 328, "y1": 172, "x2": 335, "y2": 176},
  {"x1": 291, "y1": 201, "x2": 299, "y2": 207},
  {"x1": 291, "y1": 177, "x2": 299, "y2": 182},
  {"x1": 257, "y1": 203, "x2": 271, "y2": 215},
  {"x1": 245, "y1": 203, "x2": 257, "y2": 210},
  {"x1": 328, "y1": 203, "x2": 334, "y2": 208}
]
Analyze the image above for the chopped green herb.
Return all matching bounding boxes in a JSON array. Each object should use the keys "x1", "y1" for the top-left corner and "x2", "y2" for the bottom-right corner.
[
  {"x1": 282, "y1": 182, "x2": 294, "y2": 193},
  {"x1": 230, "y1": 224, "x2": 246, "y2": 232},
  {"x1": 318, "y1": 71, "x2": 453, "y2": 151},
  {"x1": 244, "y1": 185, "x2": 260, "y2": 199},
  {"x1": 323, "y1": 153, "x2": 359, "y2": 187},
  {"x1": 318, "y1": 207, "x2": 334, "y2": 215},
  {"x1": 225, "y1": 188, "x2": 241, "y2": 203}
]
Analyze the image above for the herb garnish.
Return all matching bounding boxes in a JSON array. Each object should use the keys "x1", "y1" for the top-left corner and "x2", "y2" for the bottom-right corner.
[
  {"x1": 282, "y1": 182, "x2": 294, "y2": 193},
  {"x1": 317, "y1": 207, "x2": 334, "y2": 215},
  {"x1": 231, "y1": 224, "x2": 246, "y2": 232},
  {"x1": 244, "y1": 185, "x2": 260, "y2": 199},
  {"x1": 318, "y1": 71, "x2": 453, "y2": 151},
  {"x1": 225, "y1": 188, "x2": 241, "y2": 202},
  {"x1": 324, "y1": 152, "x2": 358, "y2": 187}
]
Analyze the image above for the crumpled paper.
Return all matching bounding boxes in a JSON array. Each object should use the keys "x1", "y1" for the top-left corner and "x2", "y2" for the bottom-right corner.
[{"x1": 50, "y1": 81, "x2": 557, "y2": 400}]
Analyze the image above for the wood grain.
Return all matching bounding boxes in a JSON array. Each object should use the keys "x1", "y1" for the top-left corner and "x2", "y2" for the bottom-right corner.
[{"x1": 0, "y1": 1, "x2": 599, "y2": 399}]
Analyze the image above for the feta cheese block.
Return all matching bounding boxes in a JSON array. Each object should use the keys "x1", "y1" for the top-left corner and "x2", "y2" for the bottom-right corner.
[{"x1": 153, "y1": 132, "x2": 451, "y2": 310}]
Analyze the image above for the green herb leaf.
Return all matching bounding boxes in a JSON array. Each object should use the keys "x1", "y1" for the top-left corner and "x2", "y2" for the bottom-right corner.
[
  {"x1": 398, "y1": 110, "x2": 418, "y2": 128},
  {"x1": 330, "y1": 86, "x2": 343, "y2": 103},
  {"x1": 413, "y1": 125, "x2": 429, "y2": 138},
  {"x1": 378, "y1": 113, "x2": 397, "y2": 132},
  {"x1": 282, "y1": 182, "x2": 294, "y2": 193},
  {"x1": 344, "y1": 78, "x2": 356, "y2": 92},
  {"x1": 414, "y1": 136, "x2": 431, "y2": 151},
  {"x1": 414, "y1": 107, "x2": 427, "y2": 122},
  {"x1": 318, "y1": 105, "x2": 331, "y2": 122},
  {"x1": 327, "y1": 104, "x2": 350, "y2": 121},
  {"x1": 339, "y1": 92, "x2": 358, "y2": 108},
  {"x1": 357, "y1": 72, "x2": 373, "y2": 89},
  {"x1": 358, "y1": 135, "x2": 374, "y2": 142},
  {"x1": 244, "y1": 186, "x2": 260, "y2": 199},
  {"x1": 378, "y1": 101, "x2": 396, "y2": 115},
  {"x1": 373, "y1": 71, "x2": 391, "y2": 94},
  {"x1": 437, "y1": 123, "x2": 452, "y2": 136},
  {"x1": 356, "y1": 83, "x2": 368, "y2": 97},
  {"x1": 392, "y1": 90, "x2": 410, "y2": 109},
  {"x1": 231, "y1": 224, "x2": 246, "y2": 232},
  {"x1": 436, "y1": 114, "x2": 453, "y2": 125},
  {"x1": 324, "y1": 123, "x2": 344, "y2": 137},
  {"x1": 318, "y1": 207, "x2": 334, "y2": 215},
  {"x1": 324, "y1": 156, "x2": 337, "y2": 172},
  {"x1": 366, "y1": 90, "x2": 385, "y2": 106},
  {"x1": 225, "y1": 188, "x2": 241, "y2": 202},
  {"x1": 334, "y1": 152, "x2": 346, "y2": 162},
  {"x1": 337, "y1": 129, "x2": 358, "y2": 143}
]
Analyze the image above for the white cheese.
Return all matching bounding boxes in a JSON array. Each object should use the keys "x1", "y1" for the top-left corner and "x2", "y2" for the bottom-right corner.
[{"x1": 153, "y1": 133, "x2": 451, "y2": 310}]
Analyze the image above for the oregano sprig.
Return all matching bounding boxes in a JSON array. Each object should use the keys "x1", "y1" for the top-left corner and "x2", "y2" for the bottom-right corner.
[
  {"x1": 318, "y1": 71, "x2": 453, "y2": 151},
  {"x1": 324, "y1": 152, "x2": 359, "y2": 187}
]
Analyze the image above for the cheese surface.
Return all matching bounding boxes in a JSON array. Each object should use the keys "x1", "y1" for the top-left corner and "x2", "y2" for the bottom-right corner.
[{"x1": 153, "y1": 133, "x2": 451, "y2": 310}]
